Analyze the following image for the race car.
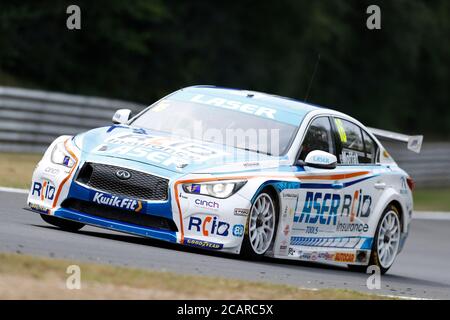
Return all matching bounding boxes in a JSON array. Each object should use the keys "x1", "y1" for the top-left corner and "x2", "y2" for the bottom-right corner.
[{"x1": 27, "y1": 85, "x2": 423, "y2": 274}]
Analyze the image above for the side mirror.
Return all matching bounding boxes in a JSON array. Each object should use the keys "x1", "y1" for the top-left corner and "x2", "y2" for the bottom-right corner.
[
  {"x1": 302, "y1": 150, "x2": 337, "y2": 169},
  {"x1": 112, "y1": 109, "x2": 132, "y2": 124}
]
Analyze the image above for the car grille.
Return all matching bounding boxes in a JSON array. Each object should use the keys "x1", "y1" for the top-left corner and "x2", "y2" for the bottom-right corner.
[
  {"x1": 76, "y1": 162, "x2": 169, "y2": 201},
  {"x1": 61, "y1": 198, "x2": 178, "y2": 232}
]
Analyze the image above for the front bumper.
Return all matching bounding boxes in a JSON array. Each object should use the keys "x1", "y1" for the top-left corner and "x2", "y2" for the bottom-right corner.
[
  {"x1": 51, "y1": 206, "x2": 178, "y2": 243},
  {"x1": 28, "y1": 152, "x2": 252, "y2": 254}
]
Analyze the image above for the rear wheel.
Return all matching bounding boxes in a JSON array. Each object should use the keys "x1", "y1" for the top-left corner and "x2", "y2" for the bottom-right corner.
[
  {"x1": 348, "y1": 205, "x2": 401, "y2": 274},
  {"x1": 40, "y1": 214, "x2": 85, "y2": 232},
  {"x1": 240, "y1": 191, "x2": 277, "y2": 259}
]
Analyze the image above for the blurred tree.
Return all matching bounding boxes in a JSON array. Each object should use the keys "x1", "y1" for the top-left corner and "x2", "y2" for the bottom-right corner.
[{"x1": 0, "y1": 0, "x2": 448, "y2": 138}]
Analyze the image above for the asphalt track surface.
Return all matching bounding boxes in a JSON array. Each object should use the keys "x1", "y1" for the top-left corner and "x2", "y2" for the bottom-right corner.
[{"x1": 1, "y1": 191, "x2": 449, "y2": 299}]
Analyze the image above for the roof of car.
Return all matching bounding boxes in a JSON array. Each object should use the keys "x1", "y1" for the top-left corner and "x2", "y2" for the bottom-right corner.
[{"x1": 182, "y1": 85, "x2": 323, "y2": 115}]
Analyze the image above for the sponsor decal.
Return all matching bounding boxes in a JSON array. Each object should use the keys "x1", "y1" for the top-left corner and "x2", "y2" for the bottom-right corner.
[
  {"x1": 334, "y1": 118, "x2": 347, "y2": 143},
  {"x1": 28, "y1": 202, "x2": 49, "y2": 214},
  {"x1": 298, "y1": 252, "x2": 313, "y2": 260},
  {"x1": 194, "y1": 198, "x2": 219, "y2": 209},
  {"x1": 188, "y1": 216, "x2": 230, "y2": 237},
  {"x1": 91, "y1": 192, "x2": 143, "y2": 212},
  {"x1": 334, "y1": 252, "x2": 356, "y2": 263},
  {"x1": 279, "y1": 240, "x2": 288, "y2": 252},
  {"x1": 282, "y1": 192, "x2": 298, "y2": 199},
  {"x1": 336, "y1": 221, "x2": 369, "y2": 233},
  {"x1": 62, "y1": 155, "x2": 72, "y2": 166},
  {"x1": 318, "y1": 252, "x2": 335, "y2": 261},
  {"x1": 190, "y1": 94, "x2": 277, "y2": 119},
  {"x1": 283, "y1": 225, "x2": 290, "y2": 236},
  {"x1": 290, "y1": 236, "x2": 371, "y2": 249},
  {"x1": 311, "y1": 155, "x2": 332, "y2": 164},
  {"x1": 232, "y1": 224, "x2": 244, "y2": 237},
  {"x1": 32, "y1": 181, "x2": 56, "y2": 201},
  {"x1": 95, "y1": 134, "x2": 227, "y2": 166},
  {"x1": 400, "y1": 176, "x2": 408, "y2": 195},
  {"x1": 297, "y1": 251, "x2": 341, "y2": 262},
  {"x1": 44, "y1": 167, "x2": 60, "y2": 175},
  {"x1": 190, "y1": 184, "x2": 201, "y2": 193},
  {"x1": 306, "y1": 226, "x2": 319, "y2": 234},
  {"x1": 179, "y1": 193, "x2": 188, "y2": 200},
  {"x1": 294, "y1": 191, "x2": 372, "y2": 226},
  {"x1": 243, "y1": 162, "x2": 259, "y2": 167},
  {"x1": 234, "y1": 208, "x2": 249, "y2": 217},
  {"x1": 340, "y1": 150, "x2": 359, "y2": 165},
  {"x1": 184, "y1": 238, "x2": 223, "y2": 250}
]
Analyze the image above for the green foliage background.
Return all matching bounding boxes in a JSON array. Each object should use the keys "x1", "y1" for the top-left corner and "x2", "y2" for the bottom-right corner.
[{"x1": 0, "y1": 0, "x2": 448, "y2": 138}]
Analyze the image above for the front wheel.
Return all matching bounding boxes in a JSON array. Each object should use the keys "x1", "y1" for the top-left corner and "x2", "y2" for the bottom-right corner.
[
  {"x1": 40, "y1": 214, "x2": 85, "y2": 232},
  {"x1": 240, "y1": 192, "x2": 277, "y2": 259}
]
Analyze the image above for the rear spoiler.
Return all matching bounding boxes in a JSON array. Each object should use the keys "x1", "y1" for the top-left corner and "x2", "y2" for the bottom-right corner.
[{"x1": 367, "y1": 127, "x2": 423, "y2": 153}]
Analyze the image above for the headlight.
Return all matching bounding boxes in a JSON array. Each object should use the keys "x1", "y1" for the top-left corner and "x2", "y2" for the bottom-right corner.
[
  {"x1": 182, "y1": 181, "x2": 247, "y2": 199},
  {"x1": 51, "y1": 141, "x2": 75, "y2": 168}
]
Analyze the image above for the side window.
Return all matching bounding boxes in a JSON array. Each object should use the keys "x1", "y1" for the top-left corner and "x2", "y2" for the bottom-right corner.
[
  {"x1": 333, "y1": 118, "x2": 366, "y2": 164},
  {"x1": 362, "y1": 130, "x2": 379, "y2": 163},
  {"x1": 299, "y1": 117, "x2": 335, "y2": 161}
]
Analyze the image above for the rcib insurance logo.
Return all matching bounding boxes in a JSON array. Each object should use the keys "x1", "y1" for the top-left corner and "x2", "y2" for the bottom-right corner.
[
  {"x1": 91, "y1": 192, "x2": 143, "y2": 212},
  {"x1": 32, "y1": 180, "x2": 56, "y2": 201},
  {"x1": 188, "y1": 216, "x2": 230, "y2": 237}
]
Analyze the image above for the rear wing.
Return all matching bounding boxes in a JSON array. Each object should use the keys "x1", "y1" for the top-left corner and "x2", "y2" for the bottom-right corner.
[{"x1": 367, "y1": 127, "x2": 423, "y2": 153}]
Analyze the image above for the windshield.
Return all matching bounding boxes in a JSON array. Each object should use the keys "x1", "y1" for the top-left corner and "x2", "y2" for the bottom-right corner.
[{"x1": 131, "y1": 99, "x2": 298, "y2": 156}]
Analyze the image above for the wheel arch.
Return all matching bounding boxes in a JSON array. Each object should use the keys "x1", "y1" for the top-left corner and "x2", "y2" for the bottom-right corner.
[
  {"x1": 370, "y1": 188, "x2": 409, "y2": 237},
  {"x1": 388, "y1": 199, "x2": 404, "y2": 229},
  {"x1": 249, "y1": 180, "x2": 287, "y2": 207}
]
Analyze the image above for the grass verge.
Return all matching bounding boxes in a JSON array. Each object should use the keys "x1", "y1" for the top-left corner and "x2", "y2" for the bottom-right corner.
[
  {"x1": 412, "y1": 188, "x2": 450, "y2": 212},
  {"x1": 0, "y1": 152, "x2": 42, "y2": 189},
  {"x1": 0, "y1": 152, "x2": 449, "y2": 212},
  {"x1": 0, "y1": 252, "x2": 386, "y2": 299}
]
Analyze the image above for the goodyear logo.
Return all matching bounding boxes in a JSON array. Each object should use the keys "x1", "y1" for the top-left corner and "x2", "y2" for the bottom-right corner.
[
  {"x1": 91, "y1": 192, "x2": 143, "y2": 212},
  {"x1": 184, "y1": 238, "x2": 223, "y2": 250}
]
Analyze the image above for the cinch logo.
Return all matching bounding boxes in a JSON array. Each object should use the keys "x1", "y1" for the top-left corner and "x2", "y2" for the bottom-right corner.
[
  {"x1": 194, "y1": 199, "x2": 219, "y2": 209},
  {"x1": 92, "y1": 192, "x2": 142, "y2": 212},
  {"x1": 32, "y1": 181, "x2": 55, "y2": 201},
  {"x1": 294, "y1": 191, "x2": 372, "y2": 226},
  {"x1": 188, "y1": 216, "x2": 230, "y2": 237}
]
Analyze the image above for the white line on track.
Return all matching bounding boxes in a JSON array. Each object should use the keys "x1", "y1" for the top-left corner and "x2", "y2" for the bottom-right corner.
[
  {"x1": 413, "y1": 211, "x2": 450, "y2": 221},
  {"x1": 296, "y1": 286, "x2": 431, "y2": 300},
  {"x1": 0, "y1": 186, "x2": 28, "y2": 194}
]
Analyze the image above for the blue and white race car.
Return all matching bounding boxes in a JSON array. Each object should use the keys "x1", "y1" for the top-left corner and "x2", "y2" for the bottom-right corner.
[{"x1": 27, "y1": 86, "x2": 423, "y2": 273}]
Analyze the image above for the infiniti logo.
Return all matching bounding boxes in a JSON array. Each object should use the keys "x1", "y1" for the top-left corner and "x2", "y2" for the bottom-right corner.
[{"x1": 115, "y1": 170, "x2": 131, "y2": 180}]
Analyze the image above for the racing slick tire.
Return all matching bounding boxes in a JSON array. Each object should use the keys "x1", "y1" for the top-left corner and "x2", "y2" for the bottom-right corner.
[
  {"x1": 348, "y1": 204, "x2": 401, "y2": 274},
  {"x1": 40, "y1": 214, "x2": 85, "y2": 232},
  {"x1": 240, "y1": 189, "x2": 278, "y2": 259}
]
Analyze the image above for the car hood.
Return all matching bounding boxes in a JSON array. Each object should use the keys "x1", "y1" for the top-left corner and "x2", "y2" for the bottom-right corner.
[{"x1": 75, "y1": 125, "x2": 284, "y2": 175}]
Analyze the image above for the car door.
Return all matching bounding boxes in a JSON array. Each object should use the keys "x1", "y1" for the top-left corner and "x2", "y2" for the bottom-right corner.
[
  {"x1": 329, "y1": 117, "x2": 383, "y2": 247},
  {"x1": 287, "y1": 116, "x2": 345, "y2": 243}
]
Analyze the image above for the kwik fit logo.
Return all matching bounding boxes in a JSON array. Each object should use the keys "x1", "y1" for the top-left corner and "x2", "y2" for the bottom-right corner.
[{"x1": 92, "y1": 192, "x2": 143, "y2": 212}]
